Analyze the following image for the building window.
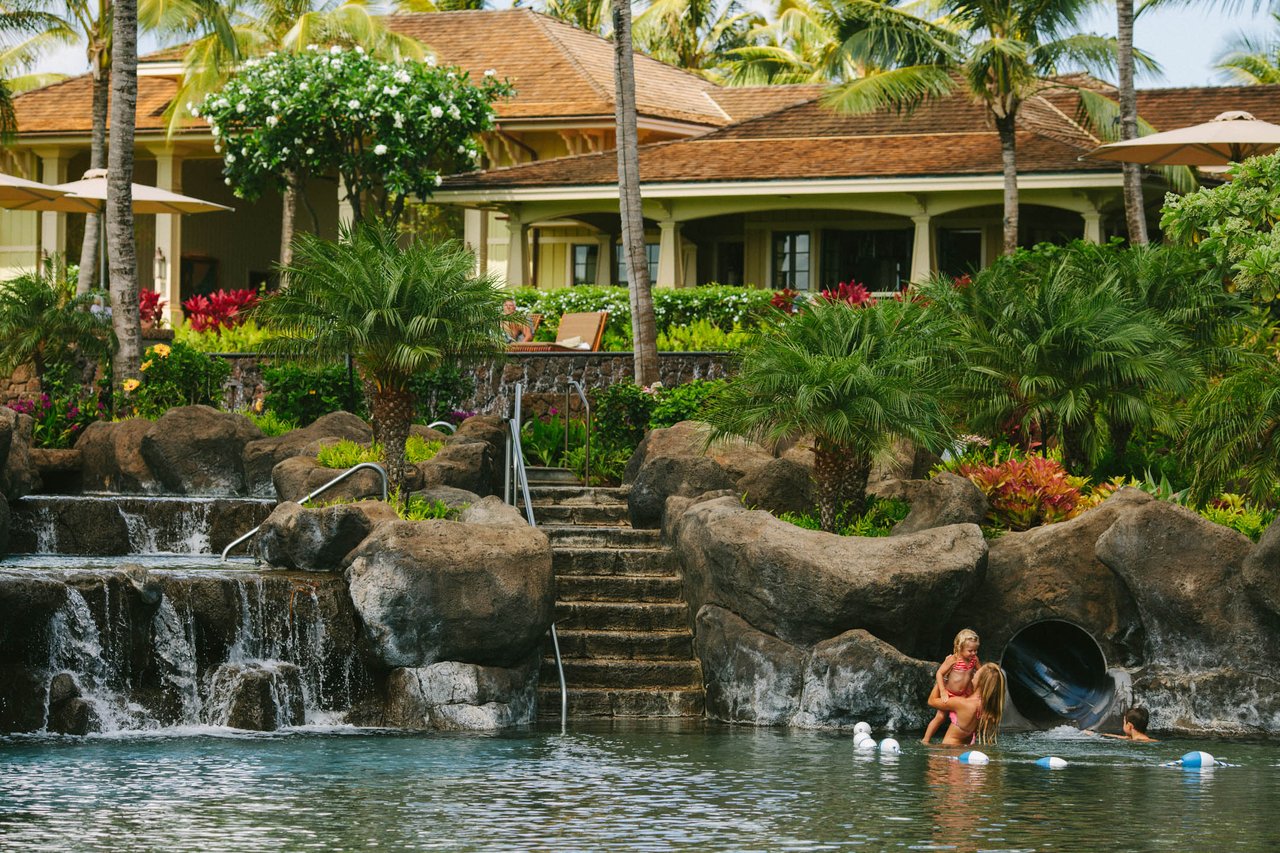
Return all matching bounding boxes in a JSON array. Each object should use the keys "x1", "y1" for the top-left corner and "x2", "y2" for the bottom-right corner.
[
  {"x1": 772, "y1": 231, "x2": 810, "y2": 290},
  {"x1": 617, "y1": 242, "x2": 660, "y2": 284},
  {"x1": 573, "y1": 244, "x2": 598, "y2": 285},
  {"x1": 819, "y1": 229, "x2": 912, "y2": 292}
]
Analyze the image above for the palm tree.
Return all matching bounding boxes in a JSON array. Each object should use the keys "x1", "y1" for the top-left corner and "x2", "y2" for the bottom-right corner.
[
  {"x1": 722, "y1": 0, "x2": 846, "y2": 85},
  {"x1": 0, "y1": 267, "x2": 116, "y2": 389},
  {"x1": 107, "y1": 0, "x2": 142, "y2": 388},
  {"x1": 254, "y1": 222, "x2": 508, "y2": 493},
  {"x1": 536, "y1": 0, "x2": 612, "y2": 35},
  {"x1": 704, "y1": 298, "x2": 954, "y2": 531},
  {"x1": 1182, "y1": 354, "x2": 1280, "y2": 505},
  {"x1": 634, "y1": 0, "x2": 761, "y2": 79},
  {"x1": 1216, "y1": 13, "x2": 1280, "y2": 84},
  {"x1": 1116, "y1": 0, "x2": 1147, "y2": 244},
  {"x1": 827, "y1": 0, "x2": 1115, "y2": 255},
  {"x1": 612, "y1": 0, "x2": 659, "y2": 385}
]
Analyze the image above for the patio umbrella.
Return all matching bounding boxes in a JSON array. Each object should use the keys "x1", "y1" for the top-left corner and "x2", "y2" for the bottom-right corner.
[
  {"x1": 1084, "y1": 110, "x2": 1280, "y2": 167},
  {"x1": 0, "y1": 171, "x2": 74, "y2": 204}
]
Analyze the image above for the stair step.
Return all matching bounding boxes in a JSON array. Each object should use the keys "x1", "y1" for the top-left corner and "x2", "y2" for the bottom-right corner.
[
  {"x1": 555, "y1": 601, "x2": 690, "y2": 632},
  {"x1": 537, "y1": 687, "x2": 705, "y2": 718},
  {"x1": 531, "y1": 504, "x2": 629, "y2": 526},
  {"x1": 525, "y1": 467, "x2": 580, "y2": 485},
  {"x1": 557, "y1": 574, "x2": 684, "y2": 603},
  {"x1": 553, "y1": 547, "x2": 675, "y2": 576},
  {"x1": 545, "y1": 526, "x2": 663, "y2": 549},
  {"x1": 540, "y1": 659, "x2": 702, "y2": 689},
  {"x1": 527, "y1": 486, "x2": 628, "y2": 504},
  {"x1": 549, "y1": 629, "x2": 695, "y2": 660}
]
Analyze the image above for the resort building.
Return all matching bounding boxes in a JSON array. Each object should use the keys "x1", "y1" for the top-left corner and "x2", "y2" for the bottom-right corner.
[{"x1": 5, "y1": 8, "x2": 1280, "y2": 318}]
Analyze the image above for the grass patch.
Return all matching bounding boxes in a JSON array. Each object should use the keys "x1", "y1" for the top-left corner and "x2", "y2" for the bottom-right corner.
[
  {"x1": 316, "y1": 435, "x2": 444, "y2": 468},
  {"x1": 777, "y1": 497, "x2": 910, "y2": 537},
  {"x1": 248, "y1": 410, "x2": 297, "y2": 436}
]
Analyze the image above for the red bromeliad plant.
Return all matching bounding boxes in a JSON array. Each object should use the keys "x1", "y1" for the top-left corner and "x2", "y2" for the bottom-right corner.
[
  {"x1": 770, "y1": 287, "x2": 803, "y2": 314},
  {"x1": 820, "y1": 281, "x2": 874, "y2": 306},
  {"x1": 956, "y1": 455, "x2": 1087, "y2": 531},
  {"x1": 182, "y1": 288, "x2": 259, "y2": 332},
  {"x1": 138, "y1": 290, "x2": 167, "y2": 328}
]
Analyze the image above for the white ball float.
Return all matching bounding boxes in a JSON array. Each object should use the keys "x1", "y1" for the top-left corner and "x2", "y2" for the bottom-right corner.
[
  {"x1": 879, "y1": 738, "x2": 901, "y2": 754},
  {"x1": 1036, "y1": 756, "x2": 1068, "y2": 769},
  {"x1": 854, "y1": 721, "x2": 872, "y2": 737},
  {"x1": 957, "y1": 750, "x2": 990, "y2": 765},
  {"x1": 855, "y1": 735, "x2": 877, "y2": 751}
]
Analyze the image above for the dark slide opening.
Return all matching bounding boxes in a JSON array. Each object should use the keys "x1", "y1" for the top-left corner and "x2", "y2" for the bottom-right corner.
[{"x1": 1002, "y1": 620, "x2": 1114, "y2": 729}]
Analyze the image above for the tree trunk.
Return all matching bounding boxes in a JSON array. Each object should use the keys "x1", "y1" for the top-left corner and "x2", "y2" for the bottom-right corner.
[
  {"x1": 612, "y1": 0, "x2": 659, "y2": 386},
  {"x1": 76, "y1": 62, "x2": 110, "y2": 295},
  {"x1": 995, "y1": 111, "x2": 1019, "y2": 255},
  {"x1": 812, "y1": 442, "x2": 871, "y2": 532},
  {"x1": 370, "y1": 384, "x2": 415, "y2": 499},
  {"x1": 107, "y1": 0, "x2": 141, "y2": 387},
  {"x1": 279, "y1": 169, "x2": 299, "y2": 269},
  {"x1": 1117, "y1": 0, "x2": 1148, "y2": 245}
]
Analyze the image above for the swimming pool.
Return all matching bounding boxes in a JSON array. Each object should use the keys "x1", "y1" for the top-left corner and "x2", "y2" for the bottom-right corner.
[{"x1": 1, "y1": 721, "x2": 1275, "y2": 851}]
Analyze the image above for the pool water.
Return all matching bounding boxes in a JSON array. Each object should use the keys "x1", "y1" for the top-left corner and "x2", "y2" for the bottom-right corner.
[{"x1": 1, "y1": 721, "x2": 1276, "y2": 851}]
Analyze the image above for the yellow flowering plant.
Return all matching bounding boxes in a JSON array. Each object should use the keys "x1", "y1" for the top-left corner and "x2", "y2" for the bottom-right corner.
[{"x1": 115, "y1": 341, "x2": 231, "y2": 419}]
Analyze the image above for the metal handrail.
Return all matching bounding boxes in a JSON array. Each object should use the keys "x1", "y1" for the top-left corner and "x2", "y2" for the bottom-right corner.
[
  {"x1": 220, "y1": 462, "x2": 388, "y2": 561},
  {"x1": 426, "y1": 420, "x2": 456, "y2": 434},
  {"x1": 565, "y1": 379, "x2": 591, "y2": 486},
  {"x1": 507, "y1": 381, "x2": 568, "y2": 730}
]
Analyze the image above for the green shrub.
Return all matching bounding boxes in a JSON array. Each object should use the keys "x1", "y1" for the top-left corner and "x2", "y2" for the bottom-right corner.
[
  {"x1": 248, "y1": 410, "x2": 297, "y2": 436},
  {"x1": 778, "y1": 497, "x2": 909, "y2": 537},
  {"x1": 173, "y1": 318, "x2": 272, "y2": 353},
  {"x1": 521, "y1": 411, "x2": 586, "y2": 468},
  {"x1": 406, "y1": 434, "x2": 443, "y2": 463},
  {"x1": 650, "y1": 379, "x2": 726, "y2": 429},
  {"x1": 656, "y1": 320, "x2": 754, "y2": 352},
  {"x1": 262, "y1": 362, "x2": 365, "y2": 425},
  {"x1": 563, "y1": 443, "x2": 632, "y2": 486},
  {"x1": 120, "y1": 341, "x2": 231, "y2": 419},
  {"x1": 408, "y1": 363, "x2": 475, "y2": 424},
  {"x1": 592, "y1": 382, "x2": 657, "y2": 456},
  {"x1": 317, "y1": 435, "x2": 442, "y2": 468},
  {"x1": 399, "y1": 494, "x2": 456, "y2": 521},
  {"x1": 1196, "y1": 494, "x2": 1276, "y2": 542}
]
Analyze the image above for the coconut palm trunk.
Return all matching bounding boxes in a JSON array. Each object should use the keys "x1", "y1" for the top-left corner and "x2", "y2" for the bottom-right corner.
[
  {"x1": 612, "y1": 0, "x2": 659, "y2": 386},
  {"x1": 1116, "y1": 0, "x2": 1148, "y2": 244},
  {"x1": 106, "y1": 0, "x2": 141, "y2": 385},
  {"x1": 995, "y1": 111, "x2": 1019, "y2": 255},
  {"x1": 76, "y1": 57, "x2": 109, "y2": 295}
]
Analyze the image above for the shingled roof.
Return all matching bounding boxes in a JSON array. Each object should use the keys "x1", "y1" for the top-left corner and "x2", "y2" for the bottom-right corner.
[
  {"x1": 442, "y1": 82, "x2": 1280, "y2": 189},
  {"x1": 14, "y1": 74, "x2": 179, "y2": 135}
]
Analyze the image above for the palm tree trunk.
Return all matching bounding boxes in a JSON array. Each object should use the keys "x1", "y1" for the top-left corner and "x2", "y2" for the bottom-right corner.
[
  {"x1": 107, "y1": 0, "x2": 142, "y2": 387},
  {"x1": 995, "y1": 111, "x2": 1019, "y2": 255},
  {"x1": 1117, "y1": 0, "x2": 1149, "y2": 245},
  {"x1": 370, "y1": 384, "x2": 415, "y2": 499},
  {"x1": 812, "y1": 442, "x2": 871, "y2": 532},
  {"x1": 77, "y1": 62, "x2": 110, "y2": 295},
  {"x1": 612, "y1": 0, "x2": 659, "y2": 386},
  {"x1": 280, "y1": 169, "x2": 299, "y2": 269}
]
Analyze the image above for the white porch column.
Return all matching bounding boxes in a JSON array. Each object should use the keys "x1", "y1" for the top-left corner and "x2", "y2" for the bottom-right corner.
[
  {"x1": 909, "y1": 213, "x2": 933, "y2": 283},
  {"x1": 337, "y1": 177, "x2": 355, "y2": 229},
  {"x1": 153, "y1": 151, "x2": 184, "y2": 326},
  {"x1": 594, "y1": 233, "x2": 612, "y2": 285},
  {"x1": 656, "y1": 219, "x2": 682, "y2": 288},
  {"x1": 1082, "y1": 211, "x2": 1104, "y2": 245},
  {"x1": 463, "y1": 208, "x2": 483, "y2": 274},
  {"x1": 504, "y1": 210, "x2": 527, "y2": 287},
  {"x1": 36, "y1": 150, "x2": 70, "y2": 262}
]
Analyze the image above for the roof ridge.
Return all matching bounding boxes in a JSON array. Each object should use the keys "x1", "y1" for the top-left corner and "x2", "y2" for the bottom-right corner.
[
  {"x1": 694, "y1": 89, "x2": 829, "y2": 140},
  {"x1": 526, "y1": 10, "x2": 614, "y2": 108}
]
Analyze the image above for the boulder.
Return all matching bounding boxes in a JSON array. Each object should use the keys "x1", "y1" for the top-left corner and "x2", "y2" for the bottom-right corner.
[
  {"x1": 383, "y1": 656, "x2": 538, "y2": 730},
  {"x1": 628, "y1": 456, "x2": 736, "y2": 529},
  {"x1": 457, "y1": 496, "x2": 527, "y2": 527},
  {"x1": 410, "y1": 485, "x2": 480, "y2": 512},
  {"x1": 22, "y1": 498, "x2": 131, "y2": 555},
  {"x1": 1243, "y1": 516, "x2": 1280, "y2": 623},
  {"x1": 695, "y1": 605, "x2": 805, "y2": 726},
  {"x1": 242, "y1": 411, "x2": 371, "y2": 496},
  {"x1": 0, "y1": 573, "x2": 68, "y2": 646},
  {"x1": 1096, "y1": 500, "x2": 1265, "y2": 670},
  {"x1": 271, "y1": 455, "x2": 385, "y2": 504},
  {"x1": 409, "y1": 423, "x2": 451, "y2": 444},
  {"x1": 792, "y1": 629, "x2": 936, "y2": 730},
  {"x1": 46, "y1": 673, "x2": 99, "y2": 736},
  {"x1": 662, "y1": 490, "x2": 738, "y2": 546},
  {"x1": 674, "y1": 496, "x2": 987, "y2": 656},
  {"x1": 0, "y1": 409, "x2": 39, "y2": 499},
  {"x1": 959, "y1": 488, "x2": 1152, "y2": 667},
  {"x1": 345, "y1": 517, "x2": 554, "y2": 669},
  {"x1": 204, "y1": 661, "x2": 305, "y2": 731},
  {"x1": 624, "y1": 421, "x2": 774, "y2": 484},
  {"x1": 1132, "y1": 666, "x2": 1280, "y2": 735},
  {"x1": 76, "y1": 418, "x2": 161, "y2": 493},
  {"x1": 140, "y1": 406, "x2": 263, "y2": 495},
  {"x1": 891, "y1": 472, "x2": 988, "y2": 536},
  {"x1": 0, "y1": 666, "x2": 47, "y2": 733},
  {"x1": 738, "y1": 458, "x2": 814, "y2": 517},
  {"x1": 0, "y1": 498, "x2": 8, "y2": 556},
  {"x1": 453, "y1": 415, "x2": 506, "y2": 453},
  {"x1": 417, "y1": 437, "x2": 498, "y2": 497},
  {"x1": 867, "y1": 439, "x2": 942, "y2": 497},
  {"x1": 257, "y1": 500, "x2": 399, "y2": 571}
]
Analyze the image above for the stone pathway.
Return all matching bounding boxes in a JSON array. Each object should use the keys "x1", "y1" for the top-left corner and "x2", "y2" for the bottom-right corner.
[{"x1": 526, "y1": 484, "x2": 704, "y2": 718}]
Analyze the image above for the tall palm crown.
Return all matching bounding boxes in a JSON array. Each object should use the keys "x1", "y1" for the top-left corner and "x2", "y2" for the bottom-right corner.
[
  {"x1": 254, "y1": 223, "x2": 508, "y2": 492},
  {"x1": 723, "y1": 0, "x2": 847, "y2": 85},
  {"x1": 538, "y1": 0, "x2": 612, "y2": 36},
  {"x1": 703, "y1": 298, "x2": 954, "y2": 531},
  {"x1": 1216, "y1": 13, "x2": 1280, "y2": 84},
  {"x1": 634, "y1": 0, "x2": 761, "y2": 78}
]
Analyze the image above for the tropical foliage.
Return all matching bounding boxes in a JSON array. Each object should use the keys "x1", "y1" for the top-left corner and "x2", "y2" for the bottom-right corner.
[
  {"x1": 0, "y1": 266, "x2": 114, "y2": 388},
  {"x1": 634, "y1": 0, "x2": 760, "y2": 79},
  {"x1": 1215, "y1": 13, "x2": 1280, "y2": 85},
  {"x1": 118, "y1": 341, "x2": 232, "y2": 419},
  {"x1": 777, "y1": 495, "x2": 909, "y2": 536}
]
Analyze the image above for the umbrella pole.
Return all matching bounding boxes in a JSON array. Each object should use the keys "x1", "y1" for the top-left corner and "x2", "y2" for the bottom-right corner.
[{"x1": 99, "y1": 226, "x2": 106, "y2": 290}]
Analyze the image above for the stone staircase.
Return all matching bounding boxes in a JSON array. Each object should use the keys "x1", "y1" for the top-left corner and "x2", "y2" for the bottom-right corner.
[{"x1": 524, "y1": 476, "x2": 704, "y2": 719}]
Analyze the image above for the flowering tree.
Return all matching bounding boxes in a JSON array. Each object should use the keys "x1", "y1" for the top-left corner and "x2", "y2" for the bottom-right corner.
[{"x1": 198, "y1": 47, "x2": 512, "y2": 225}]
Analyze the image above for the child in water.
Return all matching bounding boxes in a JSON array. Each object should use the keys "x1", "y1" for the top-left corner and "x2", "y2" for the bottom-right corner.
[
  {"x1": 1088, "y1": 706, "x2": 1158, "y2": 742},
  {"x1": 921, "y1": 629, "x2": 981, "y2": 744}
]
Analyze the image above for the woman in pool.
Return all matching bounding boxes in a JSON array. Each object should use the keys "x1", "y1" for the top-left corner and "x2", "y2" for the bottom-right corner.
[{"x1": 927, "y1": 662, "x2": 1006, "y2": 746}]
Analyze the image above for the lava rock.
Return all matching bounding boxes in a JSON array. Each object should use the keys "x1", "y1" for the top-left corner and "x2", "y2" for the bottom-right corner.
[
  {"x1": 890, "y1": 472, "x2": 988, "y2": 536},
  {"x1": 26, "y1": 498, "x2": 131, "y2": 555},
  {"x1": 1243, "y1": 516, "x2": 1280, "y2": 622},
  {"x1": 0, "y1": 498, "x2": 9, "y2": 556},
  {"x1": 257, "y1": 500, "x2": 399, "y2": 571},
  {"x1": 628, "y1": 456, "x2": 736, "y2": 529},
  {"x1": 383, "y1": 657, "x2": 538, "y2": 730},
  {"x1": 674, "y1": 496, "x2": 986, "y2": 655},
  {"x1": 76, "y1": 418, "x2": 161, "y2": 493},
  {"x1": 271, "y1": 455, "x2": 387, "y2": 504},
  {"x1": 624, "y1": 420, "x2": 774, "y2": 485},
  {"x1": 242, "y1": 411, "x2": 372, "y2": 497},
  {"x1": 456, "y1": 496, "x2": 527, "y2": 527},
  {"x1": 0, "y1": 666, "x2": 47, "y2": 733},
  {"x1": 345, "y1": 517, "x2": 554, "y2": 669},
  {"x1": 738, "y1": 457, "x2": 815, "y2": 517},
  {"x1": 204, "y1": 661, "x2": 305, "y2": 731},
  {"x1": 0, "y1": 573, "x2": 68, "y2": 647},
  {"x1": 792, "y1": 629, "x2": 935, "y2": 730},
  {"x1": 1132, "y1": 666, "x2": 1280, "y2": 736},
  {"x1": 695, "y1": 604, "x2": 805, "y2": 725},
  {"x1": 121, "y1": 563, "x2": 164, "y2": 605},
  {"x1": 46, "y1": 673, "x2": 99, "y2": 736},
  {"x1": 0, "y1": 408, "x2": 40, "y2": 499},
  {"x1": 417, "y1": 437, "x2": 498, "y2": 497},
  {"x1": 140, "y1": 406, "x2": 263, "y2": 495},
  {"x1": 410, "y1": 485, "x2": 481, "y2": 513}
]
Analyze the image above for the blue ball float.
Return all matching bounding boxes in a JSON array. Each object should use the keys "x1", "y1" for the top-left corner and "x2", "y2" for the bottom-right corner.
[
  {"x1": 1036, "y1": 756, "x2": 1068, "y2": 769},
  {"x1": 1178, "y1": 751, "x2": 1215, "y2": 768},
  {"x1": 957, "y1": 750, "x2": 989, "y2": 765}
]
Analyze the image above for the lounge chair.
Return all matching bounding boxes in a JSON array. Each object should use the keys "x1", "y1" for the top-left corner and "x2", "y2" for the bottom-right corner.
[{"x1": 508, "y1": 311, "x2": 608, "y2": 352}]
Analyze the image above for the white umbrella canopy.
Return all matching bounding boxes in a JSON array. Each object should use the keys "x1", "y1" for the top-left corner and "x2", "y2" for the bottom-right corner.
[
  {"x1": 1084, "y1": 111, "x2": 1280, "y2": 167},
  {"x1": 10, "y1": 169, "x2": 234, "y2": 214},
  {"x1": 0, "y1": 172, "x2": 75, "y2": 204}
]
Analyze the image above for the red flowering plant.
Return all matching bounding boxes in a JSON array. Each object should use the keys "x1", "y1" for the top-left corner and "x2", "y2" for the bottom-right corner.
[
  {"x1": 182, "y1": 288, "x2": 259, "y2": 332},
  {"x1": 138, "y1": 289, "x2": 167, "y2": 329},
  {"x1": 769, "y1": 288, "x2": 804, "y2": 315},
  {"x1": 819, "y1": 280, "x2": 874, "y2": 307}
]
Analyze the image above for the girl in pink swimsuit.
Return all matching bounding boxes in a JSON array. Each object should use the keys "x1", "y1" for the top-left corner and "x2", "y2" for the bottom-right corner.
[
  {"x1": 929, "y1": 662, "x2": 1006, "y2": 746},
  {"x1": 921, "y1": 629, "x2": 981, "y2": 744}
]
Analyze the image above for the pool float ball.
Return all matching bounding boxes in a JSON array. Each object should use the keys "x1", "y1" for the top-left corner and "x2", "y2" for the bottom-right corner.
[
  {"x1": 855, "y1": 735, "x2": 877, "y2": 751},
  {"x1": 1179, "y1": 751, "x2": 1215, "y2": 768},
  {"x1": 854, "y1": 721, "x2": 872, "y2": 737},
  {"x1": 1036, "y1": 756, "x2": 1068, "y2": 769},
  {"x1": 957, "y1": 750, "x2": 990, "y2": 765},
  {"x1": 879, "y1": 738, "x2": 901, "y2": 754}
]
